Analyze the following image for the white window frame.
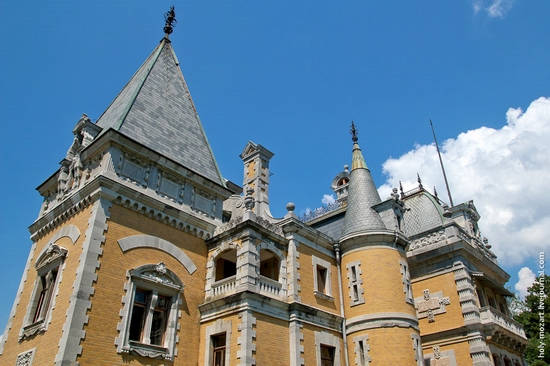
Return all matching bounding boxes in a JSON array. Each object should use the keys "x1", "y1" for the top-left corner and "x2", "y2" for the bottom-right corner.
[
  {"x1": 20, "y1": 243, "x2": 67, "y2": 340},
  {"x1": 312, "y1": 255, "x2": 333, "y2": 300},
  {"x1": 115, "y1": 262, "x2": 183, "y2": 360}
]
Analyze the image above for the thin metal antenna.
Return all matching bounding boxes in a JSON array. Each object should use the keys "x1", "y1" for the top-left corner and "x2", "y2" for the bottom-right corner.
[{"x1": 430, "y1": 119, "x2": 454, "y2": 207}]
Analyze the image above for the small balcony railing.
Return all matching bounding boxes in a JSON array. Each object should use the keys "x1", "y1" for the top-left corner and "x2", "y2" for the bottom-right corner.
[
  {"x1": 258, "y1": 275, "x2": 283, "y2": 297},
  {"x1": 211, "y1": 275, "x2": 237, "y2": 297},
  {"x1": 479, "y1": 306, "x2": 526, "y2": 338}
]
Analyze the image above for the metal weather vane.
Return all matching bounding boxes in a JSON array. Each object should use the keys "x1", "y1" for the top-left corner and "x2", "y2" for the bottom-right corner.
[
  {"x1": 350, "y1": 121, "x2": 359, "y2": 143},
  {"x1": 163, "y1": 6, "x2": 177, "y2": 36}
]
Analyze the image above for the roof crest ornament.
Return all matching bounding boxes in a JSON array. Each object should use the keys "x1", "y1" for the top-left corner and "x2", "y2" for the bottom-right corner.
[
  {"x1": 350, "y1": 121, "x2": 359, "y2": 143},
  {"x1": 163, "y1": 6, "x2": 177, "y2": 38}
]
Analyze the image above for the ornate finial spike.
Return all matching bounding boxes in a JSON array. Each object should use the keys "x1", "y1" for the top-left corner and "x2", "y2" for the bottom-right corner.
[
  {"x1": 434, "y1": 186, "x2": 438, "y2": 198},
  {"x1": 417, "y1": 173, "x2": 423, "y2": 189},
  {"x1": 163, "y1": 6, "x2": 177, "y2": 36},
  {"x1": 399, "y1": 181, "x2": 404, "y2": 198},
  {"x1": 350, "y1": 121, "x2": 359, "y2": 143}
]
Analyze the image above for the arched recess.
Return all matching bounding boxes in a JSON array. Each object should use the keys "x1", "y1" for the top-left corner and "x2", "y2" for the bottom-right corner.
[
  {"x1": 207, "y1": 242, "x2": 240, "y2": 285},
  {"x1": 117, "y1": 235, "x2": 197, "y2": 274},
  {"x1": 256, "y1": 242, "x2": 286, "y2": 285}
]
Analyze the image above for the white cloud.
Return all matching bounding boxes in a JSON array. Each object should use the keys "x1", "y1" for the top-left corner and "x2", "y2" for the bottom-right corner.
[
  {"x1": 379, "y1": 97, "x2": 550, "y2": 266},
  {"x1": 322, "y1": 194, "x2": 336, "y2": 205},
  {"x1": 515, "y1": 267, "x2": 536, "y2": 298},
  {"x1": 472, "y1": 0, "x2": 515, "y2": 18}
]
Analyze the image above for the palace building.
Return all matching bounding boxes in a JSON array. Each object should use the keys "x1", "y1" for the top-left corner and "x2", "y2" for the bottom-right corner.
[{"x1": 0, "y1": 8, "x2": 527, "y2": 366}]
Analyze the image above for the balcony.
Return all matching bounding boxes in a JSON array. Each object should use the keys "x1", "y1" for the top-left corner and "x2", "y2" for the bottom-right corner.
[
  {"x1": 209, "y1": 275, "x2": 284, "y2": 300},
  {"x1": 479, "y1": 306, "x2": 528, "y2": 352}
]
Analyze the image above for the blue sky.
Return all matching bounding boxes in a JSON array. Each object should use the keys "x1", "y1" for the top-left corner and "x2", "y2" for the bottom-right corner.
[{"x1": 1, "y1": 1, "x2": 549, "y2": 331}]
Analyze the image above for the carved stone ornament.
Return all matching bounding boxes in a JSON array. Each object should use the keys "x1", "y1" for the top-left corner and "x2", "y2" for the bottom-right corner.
[
  {"x1": 131, "y1": 263, "x2": 183, "y2": 291},
  {"x1": 126, "y1": 341, "x2": 172, "y2": 360},
  {"x1": 409, "y1": 230, "x2": 446, "y2": 251},
  {"x1": 35, "y1": 244, "x2": 68, "y2": 271},
  {"x1": 415, "y1": 289, "x2": 451, "y2": 322},
  {"x1": 16, "y1": 348, "x2": 36, "y2": 366}
]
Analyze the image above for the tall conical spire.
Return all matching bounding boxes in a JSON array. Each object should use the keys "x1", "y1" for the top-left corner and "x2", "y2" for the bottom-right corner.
[
  {"x1": 94, "y1": 8, "x2": 225, "y2": 188},
  {"x1": 340, "y1": 122, "x2": 386, "y2": 238}
]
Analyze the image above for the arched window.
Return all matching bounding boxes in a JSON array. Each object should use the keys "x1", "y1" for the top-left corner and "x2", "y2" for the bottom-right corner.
[
  {"x1": 259, "y1": 249, "x2": 279, "y2": 281},
  {"x1": 215, "y1": 249, "x2": 237, "y2": 281},
  {"x1": 115, "y1": 262, "x2": 183, "y2": 360}
]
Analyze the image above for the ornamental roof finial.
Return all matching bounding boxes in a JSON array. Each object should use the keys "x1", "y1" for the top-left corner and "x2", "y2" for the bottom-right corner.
[
  {"x1": 350, "y1": 121, "x2": 359, "y2": 143},
  {"x1": 163, "y1": 6, "x2": 177, "y2": 38}
]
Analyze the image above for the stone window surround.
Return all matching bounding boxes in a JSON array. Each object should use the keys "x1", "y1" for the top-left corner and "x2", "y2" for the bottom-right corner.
[
  {"x1": 312, "y1": 255, "x2": 333, "y2": 300},
  {"x1": 353, "y1": 334, "x2": 371, "y2": 365},
  {"x1": 204, "y1": 319, "x2": 232, "y2": 366},
  {"x1": 346, "y1": 260, "x2": 365, "y2": 307},
  {"x1": 115, "y1": 263, "x2": 183, "y2": 361},
  {"x1": 20, "y1": 243, "x2": 68, "y2": 340},
  {"x1": 399, "y1": 260, "x2": 413, "y2": 304},
  {"x1": 315, "y1": 330, "x2": 341, "y2": 366}
]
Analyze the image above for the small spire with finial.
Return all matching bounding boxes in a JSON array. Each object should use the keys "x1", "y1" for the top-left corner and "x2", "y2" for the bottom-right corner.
[
  {"x1": 163, "y1": 6, "x2": 177, "y2": 38},
  {"x1": 417, "y1": 173, "x2": 423, "y2": 189},
  {"x1": 350, "y1": 121, "x2": 359, "y2": 143}
]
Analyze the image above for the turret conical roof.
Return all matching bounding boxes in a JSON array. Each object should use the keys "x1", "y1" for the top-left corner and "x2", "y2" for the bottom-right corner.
[
  {"x1": 340, "y1": 125, "x2": 386, "y2": 238},
  {"x1": 95, "y1": 37, "x2": 225, "y2": 188}
]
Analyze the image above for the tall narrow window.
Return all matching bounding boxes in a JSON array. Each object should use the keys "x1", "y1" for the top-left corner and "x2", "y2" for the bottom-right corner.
[
  {"x1": 115, "y1": 262, "x2": 183, "y2": 361},
  {"x1": 312, "y1": 256, "x2": 333, "y2": 300},
  {"x1": 347, "y1": 261, "x2": 365, "y2": 306},
  {"x1": 212, "y1": 333, "x2": 227, "y2": 366},
  {"x1": 21, "y1": 243, "x2": 67, "y2": 340},
  {"x1": 317, "y1": 266, "x2": 328, "y2": 294},
  {"x1": 320, "y1": 345, "x2": 335, "y2": 366},
  {"x1": 400, "y1": 260, "x2": 413, "y2": 304},
  {"x1": 33, "y1": 269, "x2": 58, "y2": 323}
]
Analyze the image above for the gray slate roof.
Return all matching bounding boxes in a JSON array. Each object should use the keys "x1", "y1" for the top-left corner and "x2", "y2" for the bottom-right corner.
[
  {"x1": 403, "y1": 192, "x2": 445, "y2": 238},
  {"x1": 95, "y1": 39, "x2": 225, "y2": 187},
  {"x1": 340, "y1": 143, "x2": 386, "y2": 238}
]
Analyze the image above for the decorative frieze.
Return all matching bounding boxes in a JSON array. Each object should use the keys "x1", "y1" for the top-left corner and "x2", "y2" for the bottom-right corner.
[{"x1": 409, "y1": 230, "x2": 446, "y2": 251}]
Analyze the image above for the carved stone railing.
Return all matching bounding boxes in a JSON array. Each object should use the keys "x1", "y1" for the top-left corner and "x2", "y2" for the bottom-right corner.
[
  {"x1": 258, "y1": 276, "x2": 283, "y2": 298},
  {"x1": 211, "y1": 275, "x2": 237, "y2": 297},
  {"x1": 299, "y1": 199, "x2": 347, "y2": 222},
  {"x1": 479, "y1": 306, "x2": 526, "y2": 338}
]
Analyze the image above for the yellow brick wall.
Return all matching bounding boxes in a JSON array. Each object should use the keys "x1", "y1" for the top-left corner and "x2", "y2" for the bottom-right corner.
[
  {"x1": 342, "y1": 247, "x2": 417, "y2": 320},
  {"x1": 423, "y1": 340, "x2": 472, "y2": 366},
  {"x1": 302, "y1": 323, "x2": 345, "y2": 366},
  {"x1": 297, "y1": 244, "x2": 340, "y2": 315},
  {"x1": 254, "y1": 313, "x2": 289, "y2": 366},
  {"x1": 198, "y1": 314, "x2": 241, "y2": 366},
  {"x1": 0, "y1": 207, "x2": 91, "y2": 365},
  {"x1": 362, "y1": 327, "x2": 419, "y2": 365},
  {"x1": 412, "y1": 271, "x2": 464, "y2": 335},
  {"x1": 76, "y1": 204, "x2": 208, "y2": 366}
]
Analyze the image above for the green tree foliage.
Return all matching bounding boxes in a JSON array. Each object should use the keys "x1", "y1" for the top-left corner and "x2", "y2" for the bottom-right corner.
[{"x1": 514, "y1": 274, "x2": 549, "y2": 365}]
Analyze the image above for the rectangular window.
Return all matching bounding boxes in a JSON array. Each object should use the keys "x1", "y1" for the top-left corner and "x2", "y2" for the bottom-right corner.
[
  {"x1": 317, "y1": 266, "x2": 328, "y2": 294},
  {"x1": 400, "y1": 260, "x2": 413, "y2": 304},
  {"x1": 129, "y1": 289, "x2": 169, "y2": 346},
  {"x1": 33, "y1": 269, "x2": 58, "y2": 323},
  {"x1": 212, "y1": 333, "x2": 226, "y2": 366},
  {"x1": 320, "y1": 345, "x2": 335, "y2": 366},
  {"x1": 312, "y1": 256, "x2": 333, "y2": 299}
]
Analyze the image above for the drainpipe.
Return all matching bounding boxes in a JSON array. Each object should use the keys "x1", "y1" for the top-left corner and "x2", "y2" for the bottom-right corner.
[{"x1": 335, "y1": 242, "x2": 350, "y2": 366}]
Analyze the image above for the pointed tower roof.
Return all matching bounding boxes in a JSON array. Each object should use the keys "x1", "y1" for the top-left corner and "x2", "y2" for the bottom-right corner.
[
  {"x1": 95, "y1": 12, "x2": 225, "y2": 188},
  {"x1": 340, "y1": 122, "x2": 386, "y2": 238}
]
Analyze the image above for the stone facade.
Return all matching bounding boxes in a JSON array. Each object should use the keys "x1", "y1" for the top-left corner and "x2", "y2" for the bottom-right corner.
[{"x1": 0, "y1": 16, "x2": 527, "y2": 366}]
